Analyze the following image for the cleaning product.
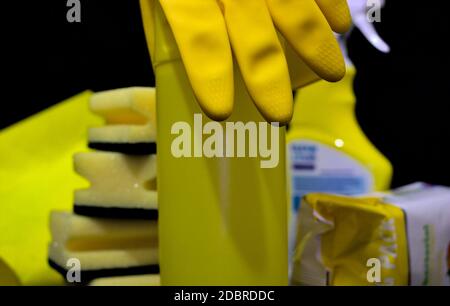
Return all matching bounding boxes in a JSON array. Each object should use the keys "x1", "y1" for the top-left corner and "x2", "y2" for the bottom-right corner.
[
  {"x1": 48, "y1": 211, "x2": 159, "y2": 283},
  {"x1": 292, "y1": 183, "x2": 450, "y2": 286},
  {"x1": 140, "y1": 0, "x2": 351, "y2": 285},
  {"x1": 88, "y1": 87, "x2": 157, "y2": 155},
  {"x1": 0, "y1": 258, "x2": 21, "y2": 286},
  {"x1": 287, "y1": 0, "x2": 392, "y2": 254},
  {"x1": 89, "y1": 274, "x2": 160, "y2": 286},
  {"x1": 47, "y1": 87, "x2": 160, "y2": 285},
  {"x1": 0, "y1": 91, "x2": 101, "y2": 285},
  {"x1": 143, "y1": 0, "x2": 350, "y2": 124},
  {"x1": 73, "y1": 152, "x2": 158, "y2": 219}
]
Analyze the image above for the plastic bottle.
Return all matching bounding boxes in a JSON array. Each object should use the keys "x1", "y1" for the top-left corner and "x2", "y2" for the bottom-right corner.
[
  {"x1": 287, "y1": 0, "x2": 393, "y2": 255},
  {"x1": 141, "y1": 2, "x2": 288, "y2": 285}
]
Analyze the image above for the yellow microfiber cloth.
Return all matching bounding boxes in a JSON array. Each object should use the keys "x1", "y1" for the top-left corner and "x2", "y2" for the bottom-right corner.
[
  {"x1": 0, "y1": 91, "x2": 101, "y2": 285},
  {"x1": 0, "y1": 257, "x2": 21, "y2": 285}
]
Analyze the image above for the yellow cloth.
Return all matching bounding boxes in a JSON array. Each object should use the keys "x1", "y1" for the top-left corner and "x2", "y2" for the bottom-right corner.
[
  {"x1": 141, "y1": 0, "x2": 351, "y2": 124},
  {"x1": 0, "y1": 91, "x2": 101, "y2": 285},
  {"x1": 0, "y1": 258, "x2": 20, "y2": 285}
]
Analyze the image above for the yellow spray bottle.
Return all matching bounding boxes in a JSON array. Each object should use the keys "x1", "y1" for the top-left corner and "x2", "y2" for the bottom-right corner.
[
  {"x1": 141, "y1": 2, "x2": 286, "y2": 285},
  {"x1": 140, "y1": 1, "x2": 351, "y2": 285},
  {"x1": 287, "y1": 0, "x2": 393, "y2": 254}
]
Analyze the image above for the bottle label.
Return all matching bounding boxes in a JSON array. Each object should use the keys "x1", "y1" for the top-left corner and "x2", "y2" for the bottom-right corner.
[
  {"x1": 287, "y1": 140, "x2": 375, "y2": 261},
  {"x1": 288, "y1": 140, "x2": 373, "y2": 213}
]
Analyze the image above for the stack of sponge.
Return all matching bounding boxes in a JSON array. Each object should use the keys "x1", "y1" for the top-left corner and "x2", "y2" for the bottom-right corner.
[{"x1": 48, "y1": 88, "x2": 159, "y2": 285}]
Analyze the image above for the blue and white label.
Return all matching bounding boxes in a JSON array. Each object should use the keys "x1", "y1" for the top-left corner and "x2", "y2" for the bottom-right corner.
[{"x1": 288, "y1": 140, "x2": 373, "y2": 211}]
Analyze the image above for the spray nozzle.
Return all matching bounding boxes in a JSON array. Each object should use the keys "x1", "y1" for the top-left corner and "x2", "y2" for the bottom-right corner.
[{"x1": 348, "y1": 0, "x2": 390, "y2": 53}]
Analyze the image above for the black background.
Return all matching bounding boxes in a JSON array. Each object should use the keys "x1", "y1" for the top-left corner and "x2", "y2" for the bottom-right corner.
[{"x1": 1, "y1": 1, "x2": 449, "y2": 188}]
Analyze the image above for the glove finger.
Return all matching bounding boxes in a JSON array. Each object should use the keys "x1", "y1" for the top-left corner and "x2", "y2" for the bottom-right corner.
[
  {"x1": 159, "y1": 0, "x2": 234, "y2": 121},
  {"x1": 314, "y1": 0, "x2": 352, "y2": 33},
  {"x1": 221, "y1": 0, "x2": 293, "y2": 124},
  {"x1": 267, "y1": 0, "x2": 346, "y2": 82},
  {"x1": 280, "y1": 36, "x2": 320, "y2": 89}
]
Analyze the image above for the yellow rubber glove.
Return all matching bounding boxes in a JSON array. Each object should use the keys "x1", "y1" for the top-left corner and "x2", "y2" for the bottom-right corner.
[
  {"x1": 0, "y1": 91, "x2": 101, "y2": 285},
  {"x1": 142, "y1": 0, "x2": 351, "y2": 124}
]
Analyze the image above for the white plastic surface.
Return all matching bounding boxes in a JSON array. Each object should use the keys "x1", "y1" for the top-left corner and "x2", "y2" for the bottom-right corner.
[{"x1": 348, "y1": 0, "x2": 390, "y2": 53}]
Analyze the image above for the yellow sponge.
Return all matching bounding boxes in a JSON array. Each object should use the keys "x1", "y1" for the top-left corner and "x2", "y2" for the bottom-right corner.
[
  {"x1": 88, "y1": 87, "x2": 156, "y2": 155},
  {"x1": 48, "y1": 211, "x2": 159, "y2": 282},
  {"x1": 73, "y1": 151, "x2": 157, "y2": 219},
  {"x1": 89, "y1": 274, "x2": 160, "y2": 286}
]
